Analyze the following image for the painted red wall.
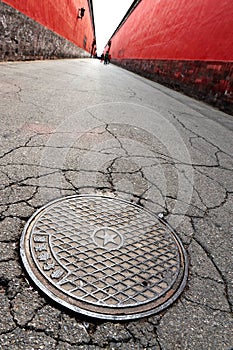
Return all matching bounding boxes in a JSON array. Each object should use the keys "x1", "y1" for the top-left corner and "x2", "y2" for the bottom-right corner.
[
  {"x1": 2, "y1": 0, "x2": 94, "y2": 53},
  {"x1": 110, "y1": 0, "x2": 233, "y2": 61}
]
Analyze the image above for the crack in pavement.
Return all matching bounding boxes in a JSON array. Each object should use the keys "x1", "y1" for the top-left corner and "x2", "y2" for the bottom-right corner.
[
  {"x1": 171, "y1": 112, "x2": 233, "y2": 159},
  {"x1": 191, "y1": 233, "x2": 232, "y2": 312}
]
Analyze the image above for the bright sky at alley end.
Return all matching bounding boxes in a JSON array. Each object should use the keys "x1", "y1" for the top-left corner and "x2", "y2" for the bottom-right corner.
[{"x1": 92, "y1": 0, "x2": 134, "y2": 56}]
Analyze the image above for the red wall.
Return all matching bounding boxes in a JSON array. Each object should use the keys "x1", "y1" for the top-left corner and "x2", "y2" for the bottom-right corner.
[
  {"x1": 2, "y1": 0, "x2": 95, "y2": 53},
  {"x1": 110, "y1": 0, "x2": 233, "y2": 61}
]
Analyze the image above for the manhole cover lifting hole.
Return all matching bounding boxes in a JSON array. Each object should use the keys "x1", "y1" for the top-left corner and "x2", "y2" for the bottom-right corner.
[{"x1": 20, "y1": 195, "x2": 188, "y2": 320}]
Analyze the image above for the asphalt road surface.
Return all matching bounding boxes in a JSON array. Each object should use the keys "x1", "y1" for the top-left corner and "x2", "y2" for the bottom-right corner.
[{"x1": 0, "y1": 59, "x2": 232, "y2": 349}]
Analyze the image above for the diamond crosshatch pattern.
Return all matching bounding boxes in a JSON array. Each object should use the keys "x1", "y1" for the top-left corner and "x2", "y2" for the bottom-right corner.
[{"x1": 21, "y1": 195, "x2": 188, "y2": 320}]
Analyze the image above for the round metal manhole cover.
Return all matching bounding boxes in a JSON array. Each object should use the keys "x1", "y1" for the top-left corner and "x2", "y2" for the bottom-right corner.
[{"x1": 20, "y1": 195, "x2": 188, "y2": 320}]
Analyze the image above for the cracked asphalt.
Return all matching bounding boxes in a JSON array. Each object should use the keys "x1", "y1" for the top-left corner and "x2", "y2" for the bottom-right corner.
[{"x1": 0, "y1": 58, "x2": 232, "y2": 349}]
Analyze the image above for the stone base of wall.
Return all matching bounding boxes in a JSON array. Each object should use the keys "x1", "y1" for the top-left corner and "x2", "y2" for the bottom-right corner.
[
  {"x1": 0, "y1": 2, "x2": 90, "y2": 61},
  {"x1": 112, "y1": 58, "x2": 233, "y2": 115}
]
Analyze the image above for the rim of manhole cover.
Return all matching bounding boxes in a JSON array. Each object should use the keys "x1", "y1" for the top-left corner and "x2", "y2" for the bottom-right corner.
[{"x1": 20, "y1": 195, "x2": 188, "y2": 320}]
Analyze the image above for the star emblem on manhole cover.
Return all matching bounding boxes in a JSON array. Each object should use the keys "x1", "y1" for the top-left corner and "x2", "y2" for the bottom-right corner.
[{"x1": 92, "y1": 227, "x2": 124, "y2": 250}]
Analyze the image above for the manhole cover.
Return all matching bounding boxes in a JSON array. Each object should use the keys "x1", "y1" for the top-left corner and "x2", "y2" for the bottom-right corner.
[{"x1": 20, "y1": 195, "x2": 188, "y2": 320}]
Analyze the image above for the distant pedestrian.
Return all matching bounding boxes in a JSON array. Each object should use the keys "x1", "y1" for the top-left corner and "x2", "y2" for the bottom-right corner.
[
  {"x1": 100, "y1": 53, "x2": 104, "y2": 62},
  {"x1": 104, "y1": 51, "x2": 109, "y2": 65}
]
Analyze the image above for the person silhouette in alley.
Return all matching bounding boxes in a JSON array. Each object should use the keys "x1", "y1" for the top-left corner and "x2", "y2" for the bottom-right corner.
[{"x1": 104, "y1": 51, "x2": 109, "y2": 65}]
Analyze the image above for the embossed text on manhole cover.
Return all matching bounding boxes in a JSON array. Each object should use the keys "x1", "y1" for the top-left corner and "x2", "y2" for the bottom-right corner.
[{"x1": 20, "y1": 195, "x2": 188, "y2": 320}]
